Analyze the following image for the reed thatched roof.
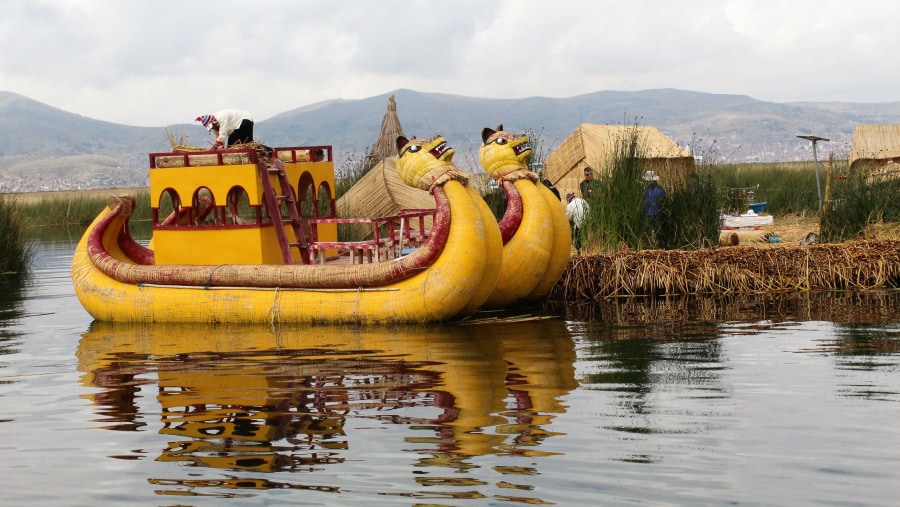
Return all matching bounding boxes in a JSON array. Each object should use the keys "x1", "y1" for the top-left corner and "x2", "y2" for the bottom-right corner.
[
  {"x1": 849, "y1": 124, "x2": 900, "y2": 164},
  {"x1": 368, "y1": 95, "x2": 405, "y2": 163},
  {"x1": 336, "y1": 156, "x2": 434, "y2": 219},
  {"x1": 337, "y1": 96, "x2": 433, "y2": 220},
  {"x1": 849, "y1": 124, "x2": 900, "y2": 167},
  {"x1": 849, "y1": 124, "x2": 900, "y2": 182},
  {"x1": 543, "y1": 124, "x2": 693, "y2": 197}
]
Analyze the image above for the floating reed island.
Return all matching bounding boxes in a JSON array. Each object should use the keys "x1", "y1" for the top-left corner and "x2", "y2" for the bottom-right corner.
[
  {"x1": 550, "y1": 290, "x2": 900, "y2": 328},
  {"x1": 549, "y1": 240, "x2": 900, "y2": 301}
]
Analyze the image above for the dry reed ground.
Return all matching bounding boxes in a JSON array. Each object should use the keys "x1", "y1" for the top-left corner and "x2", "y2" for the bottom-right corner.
[
  {"x1": 730, "y1": 214, "x2": 900, "y2": 246},
  {"x1": 734, "y1": 214, "x2": 818, "y2": 246},
  {"x1": 556, "y1": 215, "x2": 900, "y2": 301}
]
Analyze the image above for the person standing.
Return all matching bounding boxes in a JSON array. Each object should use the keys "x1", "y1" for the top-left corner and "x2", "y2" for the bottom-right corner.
[
  {"x1": 579, "y1": 166, "x2": 595, "y2": 199},
  {"x1": 566, "y1": 191, "x2": 589, "y2": 254},
  {"x1": 196, "y1": 109, "x2": 255, "y2": 150},
  {"x1": 542, "y1": 179, "x2": 561, "y2": 200},
  {"x1": 643, "y1": 170, "x2": 666, "y2": 241}
]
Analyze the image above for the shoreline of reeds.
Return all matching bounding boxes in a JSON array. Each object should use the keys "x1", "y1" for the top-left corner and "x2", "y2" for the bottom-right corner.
[
  {"x1": 548, "y1": 239, "x2": 900, "y2": 301},
  {"x1": 0, "y1": 194, "x2": 34, "y2": 277},
  {"x1": 11, "y1": 189, "x2": 151, "y2": 227}
]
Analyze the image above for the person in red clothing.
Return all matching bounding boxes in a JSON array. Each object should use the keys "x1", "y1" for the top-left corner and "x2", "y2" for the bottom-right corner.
[{"x1": 196, "y1": 109, "x2": 255, "y2": 150}]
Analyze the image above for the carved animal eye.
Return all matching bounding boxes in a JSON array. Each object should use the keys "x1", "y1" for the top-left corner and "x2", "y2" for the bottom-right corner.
[
  {"x1": 407, "y1": 145, "x2": 422, "y2": 153},
  {"x1": 494, "y1": 138, "x2": 508, "y2": 145}
]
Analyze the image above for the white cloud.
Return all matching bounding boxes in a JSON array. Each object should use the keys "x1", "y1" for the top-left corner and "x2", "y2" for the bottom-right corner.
[{"x1": 2, "y1": 0, "x2": 898, "y2": 127}]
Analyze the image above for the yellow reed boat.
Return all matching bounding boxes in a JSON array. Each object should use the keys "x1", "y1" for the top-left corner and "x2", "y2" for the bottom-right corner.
[
  {"x1": 478, "y1": 126, "x2": 571, "y2": 308},
  {"x1": 71, "y1": 137, "x2": 502, "y2": 324}
]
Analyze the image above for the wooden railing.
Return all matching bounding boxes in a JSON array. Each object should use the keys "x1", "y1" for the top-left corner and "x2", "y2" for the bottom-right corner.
[{"x1": 307, "y1": 209, "x2": 435, "y2": 264}]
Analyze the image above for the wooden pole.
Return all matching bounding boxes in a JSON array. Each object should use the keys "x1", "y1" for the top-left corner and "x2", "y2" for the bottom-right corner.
[{"x1": 823, "y1": 153, "x2": 833, "y2": 219}]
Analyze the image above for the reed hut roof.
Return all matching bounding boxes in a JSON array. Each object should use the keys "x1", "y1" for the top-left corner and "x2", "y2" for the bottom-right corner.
[
  {"x1": 368, "y1": 95, "x2": 405, "y2": 163},
  {"x1": 849, "y1": 124, "x2": 900, "y2": 182},
  {"x1": 338, "y1": 95, "x2": 432, "y2": 219},
  {"x1": 543, "y1": 124, "x2": 693, "y2": 196},
  {"x1": 849, "y1": 124, "x2": 900, "y2": 169},
  {"x1": 336, "y1": 156, "x2": 434, "y2": 219},
  {"x1": 544, "y1": 124, "x2": 690, "y2": 180}
]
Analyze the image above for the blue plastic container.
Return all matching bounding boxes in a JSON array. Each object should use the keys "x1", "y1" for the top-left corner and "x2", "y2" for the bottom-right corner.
[{"x1": 748, "y1": 202, "x2": 767, "y2": 214}]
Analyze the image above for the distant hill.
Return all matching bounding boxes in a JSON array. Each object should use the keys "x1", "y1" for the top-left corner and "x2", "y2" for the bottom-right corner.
[{"x1": 3, "y1": 88, "x2": 900, "y2": 192}]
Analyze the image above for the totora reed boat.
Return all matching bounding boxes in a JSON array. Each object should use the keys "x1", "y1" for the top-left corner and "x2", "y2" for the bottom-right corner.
[
  {"x1": 71, "y1": 136, "x2": 515, "y2": 324},
  {"x1": 478, "y1": 126, "x2": 571, "y2": 308}
]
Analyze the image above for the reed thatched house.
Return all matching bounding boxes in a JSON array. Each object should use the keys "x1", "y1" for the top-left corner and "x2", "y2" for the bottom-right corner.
[
  {"x1": 367, "y1": 95, "x2": 405, "y2": 163},
  {"x1": 849, "y1": 124, "x2": 900, "y2": 182},
  {"x1": 336, "y1": 95, "x2": 435, "y2": 219},
  {"x1": 336, "y1": 157, "x2": 435, "y2": 218},
  {"x1": 543, "y1": 124, "x2": 694, "y2": 197}
]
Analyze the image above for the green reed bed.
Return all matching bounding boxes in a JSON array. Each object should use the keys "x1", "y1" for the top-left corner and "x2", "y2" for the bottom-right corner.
[
  {"x1": 583, "y1": 127, "x2": 721, "y2": 252},
  {"x1": 715, "y1": 159, "x2": 900, "y2": 241},
  {"x1": 821, "y1": 172, "x2": 900, "y2": 242},
  {"x1": 332, "y1": 148, "x2": 387, "y2": 242},
  {"x1": 0, "y1": 194, "x2": 34, "y2": 276},
  {"x1": 584, "y1": 128, "x2": 652, "y2": 252},
  {"x1": 17, "y1": 190, "x2": 152, "y2": 228},
  {"x1": 655, "y1": 167, "x2": 722, "y2": 249},
  {"x1": 713, "y1": 161, "x2": 829, "y2": 215}
]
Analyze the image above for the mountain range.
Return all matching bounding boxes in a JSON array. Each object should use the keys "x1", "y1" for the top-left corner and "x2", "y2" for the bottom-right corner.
[{"x1": 3, "y1": 88, "x2": 900, "y2": 192}]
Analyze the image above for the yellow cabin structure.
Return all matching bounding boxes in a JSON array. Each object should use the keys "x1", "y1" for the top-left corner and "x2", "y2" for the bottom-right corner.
[{"x1": 148, "y1": 146, "x2": 337, "y2": 265}]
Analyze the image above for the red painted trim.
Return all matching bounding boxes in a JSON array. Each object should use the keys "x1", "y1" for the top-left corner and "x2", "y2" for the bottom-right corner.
[
  {"x1": 149, "y1": 147, "x2": 260, "y2": 168},
  {"x1": 85, "y1": 187, "x2": 454, "y2": 289},
  {"x1": 153, "y1": 222, "x2": 268, "y2": 231},
  {"x1": 116, "y1": 197, "x2": 154, "y2": 265},
  {"x1": 497, "y1": 179, "x2": 523, "y2": 244}
]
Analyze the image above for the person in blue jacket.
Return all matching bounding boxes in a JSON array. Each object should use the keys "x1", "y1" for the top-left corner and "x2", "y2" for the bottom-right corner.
[{"x1": 643, "y1": 170, "x2": 665, "y2": 239}]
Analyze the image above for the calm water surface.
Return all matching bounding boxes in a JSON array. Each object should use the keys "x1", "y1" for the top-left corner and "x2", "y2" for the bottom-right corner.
[{"x1": 1, "y1": 239, "x2": 898, "y2": 506}]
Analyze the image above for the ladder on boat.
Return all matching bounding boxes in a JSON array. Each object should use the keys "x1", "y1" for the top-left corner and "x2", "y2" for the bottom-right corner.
[{"x1": 257, "y1": 158, "x2": 312, "y2": 264}]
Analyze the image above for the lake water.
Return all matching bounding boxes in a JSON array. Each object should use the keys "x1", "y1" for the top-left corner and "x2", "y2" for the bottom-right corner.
[{"x1": 1, "y1": 239, "x2": 899, "y2": 506}]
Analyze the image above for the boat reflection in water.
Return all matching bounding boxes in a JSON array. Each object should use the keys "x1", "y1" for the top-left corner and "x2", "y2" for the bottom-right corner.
[{"x1": 76, "y1": 318, "x2": 576, "y2": 498}]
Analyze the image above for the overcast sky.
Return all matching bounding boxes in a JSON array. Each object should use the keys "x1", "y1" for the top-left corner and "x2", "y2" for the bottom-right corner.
[{"x1": 2, "y1": 0, "x2": 897, "y2": 127}]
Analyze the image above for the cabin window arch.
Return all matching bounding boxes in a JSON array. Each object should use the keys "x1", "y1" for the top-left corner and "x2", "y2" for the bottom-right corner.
[
  {"x1": 297, "y1": 172, "x2": 317, "y2": 218},
  {"x1": 156, "y1": 188, "x2": 183, "y2": 226},
  {"x1": 317, "y1": 181, "x2": 335, "y2": 217},
  {"x1": 192, "y1": 186, "x2": 217, "y2": 226},
  {"x1": 225, "y1": 186, "x2": 255, "y2": 225}
]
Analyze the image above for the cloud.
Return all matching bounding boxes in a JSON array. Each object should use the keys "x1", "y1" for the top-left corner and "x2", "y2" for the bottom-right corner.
[{"x1": 2, "y1": 0, "x2": 899, "y2": 127}]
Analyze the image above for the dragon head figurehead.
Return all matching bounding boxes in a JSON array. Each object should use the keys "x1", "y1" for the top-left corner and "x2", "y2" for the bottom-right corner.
[
  {"x1": 396, "y1": 135, "x2": 466, "y2": 190},
  {"x1": 479, "y1": 125, "x2": 533, "y2": 180}
]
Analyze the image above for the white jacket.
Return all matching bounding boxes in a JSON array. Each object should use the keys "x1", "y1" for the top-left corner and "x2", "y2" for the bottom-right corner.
[
  {"x1": 566, "y1": 197, "x2": 589, "y2": 227},
  {"x1": 211, "y1": 109, "x2": 253, "y2": 146}
]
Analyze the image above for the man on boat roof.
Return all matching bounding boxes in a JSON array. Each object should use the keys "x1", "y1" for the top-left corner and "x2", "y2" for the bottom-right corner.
[{"x1": 196, "y1": 109, "x2": 255, "y2": 150}]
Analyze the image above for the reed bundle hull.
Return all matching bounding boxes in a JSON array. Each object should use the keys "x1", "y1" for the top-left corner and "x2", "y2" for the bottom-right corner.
[{"x1": 71, "y1": 181, "x2": 494, "y2": 324}]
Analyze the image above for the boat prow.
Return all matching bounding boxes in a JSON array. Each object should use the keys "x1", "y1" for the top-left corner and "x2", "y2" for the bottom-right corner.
[{"x1": 479, "y1": 126, "x2": 571, "y2": 308}]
